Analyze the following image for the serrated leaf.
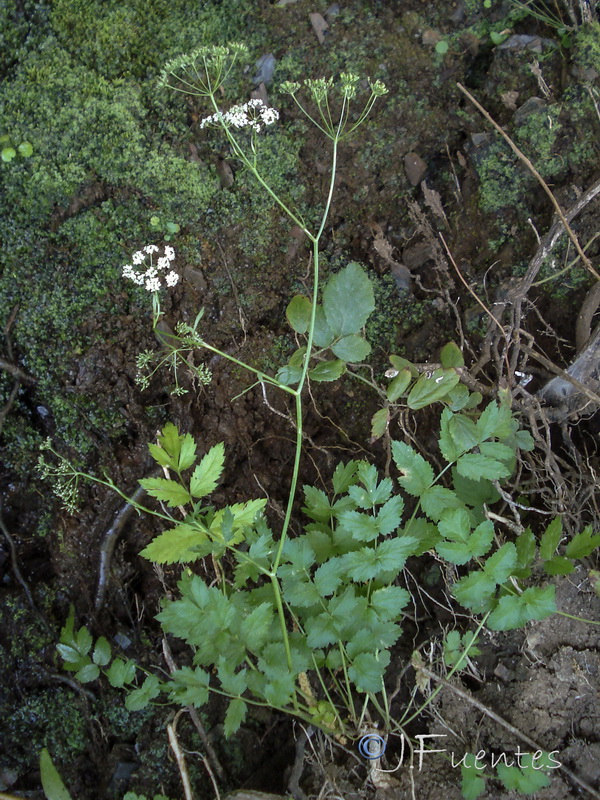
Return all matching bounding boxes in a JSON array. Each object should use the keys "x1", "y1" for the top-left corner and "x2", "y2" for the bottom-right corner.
[
  {"x1": 452, "y1": 570, "x2": 497, "y2": 612},
  {"x1": 391, "y1": 440, "x2": 434, "y2": 496},
  {"x1": 210, "y1": 499, "x2": 266, "y2": 539},
  {"x1": 370, "y1": 408, "x2": 389, "y2": 441},
  {"x1": 475, "y1": 403, "x2": 499, "y2": 441},
  {"x1": 57, "y1": 644, "x2": 82, "y2": 664},
  {"x1": 147, "y1": 442, "x2": 176, "y2": 470},
  {"x1": 75, "y1": 626, "x2": 93, "y2": 656},
  {"x1": 449, "y1": 415, "x2": 479, "y2": 451},
  {"x1": 313, "y1": 558, "x2": 345, "y2": 596},
  {"x1": 386, "y1": 369, "x2": 412, "y2": 402},
  {"x1": 75, "y1": 663, "x2": 100, "y2": 683},
  {"x1": 370, "y1": 586, "x2": 411, "y2": 619},
  {"x1": 332, "y1": 460, "x2": 359, "y2": 494},
  {"x1": 331, "y1": 334, "x2": 371, "y2": 362},
  {"x1": 515, "y1": 527, "x2": 536, "y2": 576},
  {"x1": 302, "y1": 485, "x2": 333, "y2": 522},
  {"x1": 168, "y1": 667, "x2": 209, "y2": 707},
  {"x1": 496, "y1": 754, "x2": 551, "y2": 793},
  {"x1": 286, "y1": 294, "x2": 312, "y2": 333},
  {"x1": 461, "y1": 760, "x2": 486, "y2": 800},
  {"x1": 540, "y1": 517, "x2": 562, "y2": 561},
  {"x1": 452, "y1": 468, "x2": 500, "y2": 510},
  {"x1": 107, "y1": 659, "x2": 137, "y2": 688},
  {"x1": 140, "y1": 522, "x2": 210, "y2": 564},
  {"x1": 308, "y1": 360, "x2": 346, "y2": 382},
  {"x1": 40, "y1": 749, "x2": 74, "y2": 800},
  {"x1": 514, "y1": 429, "x2": 534, "y2": 451},
  {"x1": 240, "y1": 603, "x2": 273, "y2": 652},
  {"x1": 456, "y1": 453, "x2": 511, "y2": 481},
  {"x1": 224, "y1": 697, "x2": 247, "y2": 737},
  {"x1": 440, "y1": 342, "x2": 464, "y2": 368},
  {"x1": 439, "y1": 408, "x2": 462, "y2": 462},
  {"x1": 565, "y1": 525, "x2": 600, "y2": 559},
  {"x1": 139, "y1": 477, "x2": 191, "y2": 507},
  {"x1": 92, "y1": 637, "x2": 112, "y2": 666},
  {"x1": 376, "y1": 496, "x2": 404, "y2": 535},
  {"x1": 125, "y1": 675, "x2": 161, "y2": 711},
  {"x1": 407, "y1": 369, "x2": 460, "y2": 410},
  {"x1": 438, "y1": 508, "x2": 471, "y2": 543},
  {"x1": 322, "y1": 262, "x2": 375, "y2": 337},
  {"x1": 348, "y1": 650, "x2": 390, "y2": 693},
  {"x1": 342, "y1": 537, "x2": 417, "y2": 581},
  {"x1": 543, "y1": 556, "x2": 574, "y2": 576},
  {"x1": 421, "y1": 485, "x2": 464, "y2": 521},
  {"x1": 337, "y1": 510, "x2": 380, "y2": 542},
  {"x1": 444, "y1": 383, "x2": 471, "y2": 411},
  {"x1": 178, "y1": 434, "x2": 197, "y2": 471},
  {"x1": 488, "y1": 585, "x2": 556, "y2": 630},
  {"x1": 483, "y1": 542, "x2": 517, "y2": 584},
  {"x1": 190, "y1": 442, "x2": 225, "y2": 499}
]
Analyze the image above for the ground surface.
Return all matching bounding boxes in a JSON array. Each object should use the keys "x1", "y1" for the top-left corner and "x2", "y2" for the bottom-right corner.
[{"x1": 1, "y1": 1, "x2": 600, "y2": 799}]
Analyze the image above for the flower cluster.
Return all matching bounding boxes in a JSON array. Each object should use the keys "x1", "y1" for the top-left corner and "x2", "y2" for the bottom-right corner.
[
  {"x1": 200, "y1": 99, "x2": 279, "y2": 133},
  {"x1": 122, "y1": 245, "x2": 178, "y2": 292}
]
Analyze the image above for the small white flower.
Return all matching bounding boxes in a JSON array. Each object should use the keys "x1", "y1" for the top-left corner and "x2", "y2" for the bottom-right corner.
[
  {"x1": 144, "y1": 244, "x2": 159, "y2": 254},
  {"x1": 132, "y1": 250, "x2": 145, "y2": 265},
  {"x1": 165, "y1": 271, "x2": 179, "y2": 287},
  {"x1": 145, "y1": 276, "x2": 161, "y2": 292},
  {"x1": 157, "y1": 256, "x2": 170, "y2": 270},
  {"x1": 165, "y1": 246, "x2": 175, "y2": 261}
]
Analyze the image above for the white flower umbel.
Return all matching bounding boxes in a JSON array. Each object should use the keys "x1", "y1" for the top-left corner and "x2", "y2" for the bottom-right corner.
[
  {"x1": 200, "y1": 98, "x2": 279, "y2": 133},
  {"x1": 122, "y1": 244, "x2": 179, "y2": 293}
]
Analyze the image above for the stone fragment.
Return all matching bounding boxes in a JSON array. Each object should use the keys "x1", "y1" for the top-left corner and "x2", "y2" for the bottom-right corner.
[{"x1": 404, "y1": 151, "x2": 427, "y2": 186}]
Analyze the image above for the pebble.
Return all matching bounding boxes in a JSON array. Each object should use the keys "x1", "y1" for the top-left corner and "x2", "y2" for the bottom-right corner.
[
  {"x1": 253, "y1": 54, "x2": 276, "y2": 85},
  {"x1": 404, "y1": 151, "x2": 428, "y2": 186}
]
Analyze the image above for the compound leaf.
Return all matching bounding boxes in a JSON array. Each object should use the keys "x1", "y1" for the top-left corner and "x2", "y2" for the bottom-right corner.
[
  {"x1": 488, "y1": 585, "x2": 556, "y2": 630},
  {"x1": 125, "y1": 675, "x2": 160, "y2": 711},
  {"x1": 107, "y1": 658, "x2": 137, "y2": 688}
]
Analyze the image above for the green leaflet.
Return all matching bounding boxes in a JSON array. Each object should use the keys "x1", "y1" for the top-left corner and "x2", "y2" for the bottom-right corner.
[
  {"x1": 322, "y1": 262, "x2": 375, "y2": 338},
  {"x1": 168, "y1": 667, "x2": 210, "y2": 707},
  {"x1": 309, "y1": 359, "x2": 346, "y2": 382},
  {"x1": 190, "y1": 442, "x2": 225, "y2": 498},
  {"x1": 148, "y1": 422, "x2": 196, "y2": 472},
  {"x1": 286, "y1": 294, "x2": 312, "y2": 333},
  {"x1": 224, "y1": 697, "x2": 248, "y2": 737},
  {"x1": 139, "y1": 476, "x2": 191, "y2": 507},
  {"x1": 565, "y1": 525, "x2": 600, "y2": 559},
  {"x1": 40, "y1": 748, "x2": 74, "y2": 800},
  {"x1": 140, "y1": 522, "x2": 210, "y2": 564},
  {"x1": 391, "y1": 440, "x2": 434, "y2": 496},
  {"x1": 496, "y1": 752, "x2": 552, "y2": 793},
  {"x1": 107, "y1": 659, "x2": 137, "y2": 688},
  {"x1": 126, "y1": 675, "x2": 161, "y2": 711},
  {"x1": 488, "y1": 586, "x2": 556, "y2": 630},
  {"x1": 331, "y1": 334, "x2": 371, "y2": 362},
  {"x1": 348, "y1": 650, "x2": 390, "y2": 693},
  {"x1": 407, "y1": 368, "x2": 460, "y2": 410},
  {"x1": 440, "y1": 341, "x2": 464, "y2": 368}
]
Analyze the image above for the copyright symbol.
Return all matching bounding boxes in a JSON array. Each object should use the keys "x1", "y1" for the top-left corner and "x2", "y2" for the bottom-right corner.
[{"x1": 358, "y1": 733, "x2": 386, "y2": 760}]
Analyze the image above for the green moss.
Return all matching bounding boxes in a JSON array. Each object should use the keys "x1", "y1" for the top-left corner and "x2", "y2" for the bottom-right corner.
[
  {"x1": 573, "y1": 20, "x2": 600, "y2": 74},
  {"x1": 365, "y1": 274, "x2": 402, "y2": 354}
]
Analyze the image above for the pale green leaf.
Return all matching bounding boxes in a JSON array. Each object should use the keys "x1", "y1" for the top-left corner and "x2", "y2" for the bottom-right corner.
[
  {"x1": 540, "y1": 517, "x2": 562, "y2": 561},
  {"x1": 565, "y1": 525, "x2": 600, "y2": 559},
  {"x1": 332, "y1": 460, "x2": 359, "y2": 494},
  {"x1": 178, "y1": 433, "x2": 197, "y2": 471},
  {"x1": 92, "y1": 636, "x2": 111, "y2": 666},
  {"x1": 286, "y1": 294, "x2": 312, "y2": 333},
  {"x1": 125, "y1": 675, "x2": 161, "y2": 711},
  {"x1": 40, "y1": 749, "x2": 74, "y2": 800},
  {"x1": 322, "y1": 262, "x2": 375, "y2": 337},
  {"x1": 440, "y1": 341, "x2": 464, "y2": 368},
  {"x1": 139, "y1": 477, "x2": 191, "y2": 507},
  {"x1": 331, "y1": 334, "x2": 371, "y2": 362},
  {"x1": 456, "y1": 453, "x2": 511, "y2": 481},
  {"x1": 370, "y1": 408, "x2": 389, "y2": 441},
  {"x1": 483, "y1": 542, "x2": 517, "y2": 584},
  {"x1": 407, "y1": 369, "x2": 460, "y2": 410},
  {"x1": 224, "y1": 697, "x2": 248, "y2": 737},
  {"x1": 308, "y1": 360, "x2": 346, "y2": 382},
  {"x1": 386, "y1": 369, "x2": 412, "y2": 402},
  {"x1": 140, "y1": 522, "x2": 210, "y2": 564},
  {"x1": 190, "y1": 442, "x2": 225, "y2": 499},
  {"x1": 107, "y1": 659, "x2": 137, "y2": 688},
  {"x1": 75, "y1": 663, "x2": 100, "y2": 683},
  {"x1": 391, "y1": 440, "x2": 434, "y2": 496},
  {"x1": 312, "y1": 305, "x2": 334, "y2": 348}
]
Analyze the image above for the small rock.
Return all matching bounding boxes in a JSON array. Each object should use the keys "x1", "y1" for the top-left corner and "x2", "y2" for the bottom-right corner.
[
  {"x1": 470, "y1": 132, "x2": 490, "y2": 148},
  {"x1": 514, "y1": 96, "x2": 546, "y2": 125},
  {"x1": 324, "y1": 3, "x2": 340, "y2": 23},
  {"x1": 498, "y1": 34, "x2": 555, "y2": 53},
  {"x1": 404, "y1": 152, "x2": 427, "y2": 186},
  {"x1": 216, "y1": 157, "x2": 234, "y2": 189},
  {"x1": 184, "y1": 266, "x2": 208, "y2": 293},
  {"x1": 391, "y1": 263, "x2": 412, "y2": 293},
  {"x1": 253, "y1": 54, "x2": 276, "y2": 85},
  {"x1": 309, "y1": 12, "x2": 329, "y2": 44},
  {"x1": 494, "y1": 663, "x2": 513, "y2": 682}
]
